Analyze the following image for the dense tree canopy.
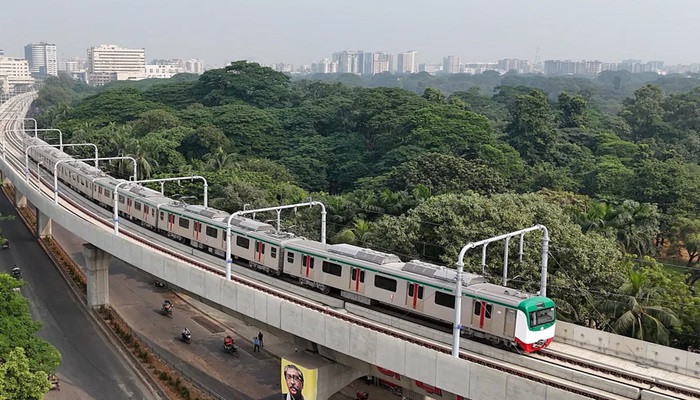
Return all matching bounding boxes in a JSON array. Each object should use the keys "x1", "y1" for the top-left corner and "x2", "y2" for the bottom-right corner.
[{"x1": 31, "y1": 61, "x2": 700, "y2": 349}]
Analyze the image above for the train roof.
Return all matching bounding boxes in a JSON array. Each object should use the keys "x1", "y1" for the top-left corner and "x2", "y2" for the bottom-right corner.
[
  {"x1": 465, "y1": 282, "x2": 533, "y2": 306},
  {"x1": 184, "y1": 204, "x2": 230, "y2": 220},
  {"x1": 328, "y1": 243, "x2": 402, "y2": 265},
  {"x1": 401, "y1": 259, "x2": 486, "y2": 286},
  {"x1": 64, "y1": 160, "x2": 106, "y2": 178}
]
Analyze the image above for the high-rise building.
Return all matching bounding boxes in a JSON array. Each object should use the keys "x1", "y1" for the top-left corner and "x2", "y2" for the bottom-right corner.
[
  {"x1": 369, "y1": 52, "x2": 393, "y2": 74},
  {"x1": 62, "y1": 57, "x2": 86, "y2": 72},
  {"x1": 419, "y1": 63, "x2": 443, "y2": 75},
  {"x1": 0, "y1": 57, "x2": 35, "y2": 92},
  {"x1": 311, "y1": 58, "x2": 338, "y2": 74},
  {"x1": 24, "y1": 42, "x2": 58, "y2": 76},
  {"x1": 185, "y1": 59, "x2": 205, "y2": 74},
  {"x1": 443, "y1": 56, "x2": 460, "y2": 74},
  {"x1": 333, "y1": 51, "x2": 360, "y2": 74},
  {"x1": 397, "y1": 51, "x2": 418, "y2": 73},
  {"x1": 87, "y1": 44, "x2": 146, "y2": 86}
]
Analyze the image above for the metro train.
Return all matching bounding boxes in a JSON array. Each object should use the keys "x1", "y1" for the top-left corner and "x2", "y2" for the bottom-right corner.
[{"x1": 23, "y1": 134, "x2": 556, "y2": 352}]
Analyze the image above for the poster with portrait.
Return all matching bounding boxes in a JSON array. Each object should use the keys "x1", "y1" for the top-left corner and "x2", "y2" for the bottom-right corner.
[{"x1": 280, "y1": 359, "x2": 317, "y2": 400}]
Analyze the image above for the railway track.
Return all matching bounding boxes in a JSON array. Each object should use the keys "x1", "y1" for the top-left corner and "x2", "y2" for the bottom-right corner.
[{"x1": 2, "y1": 94, "x2": 698, "y2": 400}]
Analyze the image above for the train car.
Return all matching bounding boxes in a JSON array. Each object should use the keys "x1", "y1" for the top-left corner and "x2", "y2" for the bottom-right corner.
[{"x1": 19, "y1": 130, "x2": 557, "y2": 352}]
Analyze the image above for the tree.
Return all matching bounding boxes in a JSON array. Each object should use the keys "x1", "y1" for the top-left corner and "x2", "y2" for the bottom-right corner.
[
  {"x1": 0, "y1": 347, "x2": 51, "y2": 399},
  {"x1": 506, "y1": 90, "x2": 558, "y2": 164},
  {"x1": 601, "y1": 270, "x2": 680, "y2": 345},
  {"x1": 558, "y1": 92, "x2": 588, "y2": 128},
  {"x1": 385, "y1": 152, "x2": 508, "y2": 195},
  {"x1": 178, "y1": 126, "x2": 230, "y2": 160},
  {"x1": 0, "y1": 274, "x2": 61, "y2": 374},
  {"x1": 333, "y1": 218, "x2": 374, "y2": 246},
  {"x1": 130, "y1": 109, "x2": 181, "y2": 137},
  {"x1": 619, "y1": 84, "x2": 669, "y2": 141},
  {"x1": 193, "y1": 61, "x2": 294, "y2": 108}
]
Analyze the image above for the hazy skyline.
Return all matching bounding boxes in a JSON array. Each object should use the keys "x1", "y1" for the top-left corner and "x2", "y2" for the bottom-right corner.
[{"x1": 2, "y1": 0, "x2": 699, "y2": 67}]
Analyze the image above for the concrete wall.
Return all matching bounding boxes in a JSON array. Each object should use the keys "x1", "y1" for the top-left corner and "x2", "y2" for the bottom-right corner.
[{"x1": 556, "y1": 321, "x2": 700, "y2": 377}]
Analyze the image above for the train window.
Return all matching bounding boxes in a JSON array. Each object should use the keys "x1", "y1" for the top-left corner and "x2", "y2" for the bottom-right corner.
[
  {"x1": 530, "y1": 307, "x2": 555, "y2": 327},
  {"x1": 236, "y1": 236, "x2": 250, "y2": 249},
  {"x1": 322, "y1": 261, "x2": 342, "y2": 277},
  {"x1": 118, "y1": 195, "x2": 125, "y2": 204},
  {"x1": 374, "y1": 275, "x2": 397, "y2": 292},
  {"x1": 179, "y1": 217, "x2": 190, "y2": 229},
  {"x1": 206, "y1": 226, "x2": 218, "y2": 238},
  {"x1": 287, "y1": 252, "x2": 295, "y2": 263},
  {"x1": 98, "y1": 187, "x2": 102, "y2": 194},
  {"x1": 302, "y1": 255, "x2": 314, "y2": 269},
  {"x1": 474, "y1": 302, "x2": 481, "y2": 316},
  {"x1": 195, "y1": 222, "x2": 201, "y2": 232},
  {"x1": 256, "y1": 242, "x2": 265, "y2": 254},
  {"x1": 134, "y1": 202, "x2": 141, "y2": 211},
  {"x1": 151, "y1": 209, "x2": 155, "y2": 217},
  {"x1": 407, "y1": 284, "x2": 424, "y2": 299},
  {"x1": 144, "y1": 205, "x2": 149, "y2": 214},
  {"x1": 434, "y1": 292, "x2": 455, "y2": 309},
  {"x1": 271, "y1": 247, "x2": 277, "y2": 258},
  {"x1": 485, "y1": 304, "x2": 492, "y2": 319},
  {"x1": 160, "y1": 211, "x2": 164, "y2": 221},
  {"x1": 350, "y1": 268, "x2": 365, "y2": 282},
  {"x1": 105, "y1": 190, "x2": 110, "y2": 197}
]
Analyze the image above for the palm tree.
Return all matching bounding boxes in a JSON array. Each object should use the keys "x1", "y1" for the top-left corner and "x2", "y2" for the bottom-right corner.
[
  {"x1": 204, "y1": 147, "x2": 238, "y2": 171},
  {"x1": 601, "y1": 270, "x2": 680, "y2": 345},
  {"x1": 609, "y1": 201, "x2": 660, "y2": 256},
  {"x1": 333, "y1": 218, "x2": 373, "y2": 246}
]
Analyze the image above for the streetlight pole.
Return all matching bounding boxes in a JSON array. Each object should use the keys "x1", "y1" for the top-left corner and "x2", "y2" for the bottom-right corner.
[
  {"x1": 113, "y1": 176, "x2": 209, "y2": 236},
  {"x1": 53, "y1": 156, "x2": 137, "y2": 205},
  {"x1": 224, "y1": 200, "x2": 327, "y2": 281},
  {"x1": 451, "y1": 225, "x2": 549, "y2": 357}
]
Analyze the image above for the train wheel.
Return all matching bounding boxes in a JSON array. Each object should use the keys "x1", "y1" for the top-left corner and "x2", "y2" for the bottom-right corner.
[{"x1": 318, "y1": 284, "x2": 330, "y2": 295}]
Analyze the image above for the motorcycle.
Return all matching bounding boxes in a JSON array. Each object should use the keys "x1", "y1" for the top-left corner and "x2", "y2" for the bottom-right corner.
[
  {"x1": 221, "y1": 343, "x2": 240, "y2": 357},
  {"x1": 153, "y1": 280, "x2": 166, "y2": 288},
  {"x1": 181, "y1": 331, "x2": 191, "y2": 344},
  {"x1": 161, "y1": 303, "x2": 173, "y2": 318},
  {"x1": 11, "y1": 267, "x2": 21, "y2": 279},
  {"x1": 1, "y1": 241, "x2": 9, "y2": 249}
]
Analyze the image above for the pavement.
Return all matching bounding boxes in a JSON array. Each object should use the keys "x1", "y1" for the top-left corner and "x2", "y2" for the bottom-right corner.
[
  {"x1": 48, "y1": 221, "x2": 400, "y2": 400},
  {"x1": 0, "y1": 194, "x2": 157, "y2": 400}
]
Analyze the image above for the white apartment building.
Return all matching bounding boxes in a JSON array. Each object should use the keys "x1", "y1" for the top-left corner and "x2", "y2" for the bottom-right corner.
[
  {"x1": 0, "y1": 57, "x2": 35, "y2": 92},
  {"x1": 62, "y1": 57, "x2": 87, "y2": 72},
  {"x1": 397, "y1": 51, "x2": 418, "y2": 73},
  {"x1": 24, "y1": 42, "x2": 58, "y2": 76},
  {"x1": 185, "y1": 59, "x2": 204, "y2": 74},
  {"x1": 311, "y1": 58, "x2": 338, "y2": 74},
  {"x1": 145, "y1": 63, "x2": 184, "y2": 79},
  {"x1": 87, "y1": 44, "x2": 146, "y2": 86}
]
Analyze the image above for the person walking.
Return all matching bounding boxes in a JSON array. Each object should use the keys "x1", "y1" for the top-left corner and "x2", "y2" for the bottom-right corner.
[
  {"x1": 253, "y1": 336, "x2": 260, "y2": 352},
  {"x1": 258, "y1": 331, "x2": 264, "y2": 348}
]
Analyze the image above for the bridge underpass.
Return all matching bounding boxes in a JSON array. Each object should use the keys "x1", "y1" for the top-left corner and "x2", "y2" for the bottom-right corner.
[{"x1": 2, "y1": 92, "x2": 699, "y2": 400}]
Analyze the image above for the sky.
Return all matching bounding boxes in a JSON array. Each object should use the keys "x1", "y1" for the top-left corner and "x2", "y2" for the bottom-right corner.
[{"x1": 1, "y1": 0, "x2": 699, "y2": 68}]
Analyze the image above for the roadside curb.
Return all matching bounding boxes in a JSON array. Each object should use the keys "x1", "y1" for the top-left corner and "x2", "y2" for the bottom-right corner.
[{"x1": 2, "y1": 186, "x2": 168, "y2": 400}]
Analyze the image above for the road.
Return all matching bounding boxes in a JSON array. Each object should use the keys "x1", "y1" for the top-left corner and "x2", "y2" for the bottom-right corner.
[{"x1": 0, "y1": 194, "x2": 157, "y2": 400}]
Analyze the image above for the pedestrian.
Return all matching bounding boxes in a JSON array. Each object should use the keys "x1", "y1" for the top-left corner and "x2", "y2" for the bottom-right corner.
[
  {"x1": 258, "y1": 331, "x2": 264, "y2": 348},
  {"x1": 253, "y1": 336, "x2": 260, "y2": 352}
]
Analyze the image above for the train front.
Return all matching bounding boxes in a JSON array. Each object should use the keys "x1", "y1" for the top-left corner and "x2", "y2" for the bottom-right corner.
[{"x1": 514, "y1": 297, "x2": 556, "y2": 352}]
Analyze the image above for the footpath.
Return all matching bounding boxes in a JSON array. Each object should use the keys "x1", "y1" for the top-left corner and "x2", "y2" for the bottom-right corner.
[{"x1": 50, "y1": 223, "x2": 396, "y2": 400}]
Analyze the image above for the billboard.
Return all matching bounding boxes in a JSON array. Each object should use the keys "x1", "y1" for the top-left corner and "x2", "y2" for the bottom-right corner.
[{"x1": 281, "y1": 359, "x2": 317, "y2": 400}]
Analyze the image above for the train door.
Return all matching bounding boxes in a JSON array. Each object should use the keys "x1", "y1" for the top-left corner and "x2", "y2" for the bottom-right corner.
[
  {"x1": 405, "y1": 283, "x2": 424, "y2": 311},
  {"x1": 168, "y1": 213, "x2": 175, "y2": 231},
  {"x1": 503, "y1": 308, "x2": 516, "y2": 338},
  {"x1": 126, "y1": 198, "x2": 132, "y2": 214},
  {"x1": 193, "y1": 221, "x2": 201, "y2": 242},
  {"x1": 349, "y1": 267, "x2": 366, "y2": 294},
  {"x1": 301, "y1": 254, "x2": 315, "y2": 279},
  {"x1": 254, "y1": 240, "x2": 266, "y2": 264},
  {"x1": 471, "y1": 301, "x2": 493, "y2": 330}
]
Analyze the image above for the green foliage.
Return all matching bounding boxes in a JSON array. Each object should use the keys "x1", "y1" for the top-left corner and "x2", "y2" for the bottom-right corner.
[
  {"x1": 31, "y1": 66, "x2": 700, "y2": 350},
  {"x1": 0, "y1": 274, "x2": 61, "y2": 376},
  {"x1": 0, "y1": 347, "x2": 51, "y2": 399}
]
